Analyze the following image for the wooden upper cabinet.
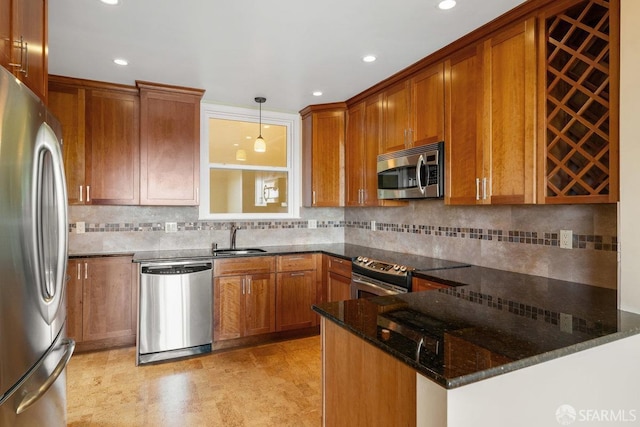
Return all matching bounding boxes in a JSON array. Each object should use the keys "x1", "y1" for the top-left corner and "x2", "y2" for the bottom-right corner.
[
  {"x1": 446, "y1": 18, "x2": 536, "y2": 205},
  {"x1": 300, "y1": 103, "x2": 346, "y2": 207},
  {"x1": 410, "y1": 63, "x2": 445, "y2": 147},
  {"x1": 137, "y1": 81, "x2": 205, "y2": 206},
  {"x1": 483, "y1": 17, "x2": 536, "y2": 205},
  {"x1": 0, "y1": 0, "x2": 10, "y2": 70},
  {"x1": 2, "y1": 0, "x2": 47, "y2": 101},
  {"x1": 48, "y1": 80, "x2": 86, "y2": 205},
  {"x1": 85, "y1": 86, "x2": 140, "y2": 205},
  {"x1": 347, "y1": 95, "x2": 405, "y2": 207},
  {"x1": 379, "y1": 63, "x2": 445, "y2": 155},
  {"x1": 538, "y1": 0, "x2": 619, "y2": 204},
  {"x1": 346, "y1": 101, "x2": 365, "y2": 206},
  {"x1": 381, "y1": 81, "x2": 411, "y2": 153},
  {"x1": 49, "y1": 77, "x2": 140, "y2": 205},
  {"x1": 445, "y1": 45, "x2": 484, "y2": 205}
]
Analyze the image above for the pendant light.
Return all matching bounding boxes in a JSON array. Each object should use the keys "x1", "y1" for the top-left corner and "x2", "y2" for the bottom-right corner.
[
  {"x1": 235, "y1": 149, "x2": 247, "y2": 161},
  {"x1": 254, "y1": 97, "x2": 267, "y2": 153}
]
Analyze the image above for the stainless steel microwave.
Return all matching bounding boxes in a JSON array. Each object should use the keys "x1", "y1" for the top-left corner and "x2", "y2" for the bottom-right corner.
[{"x1": 377, "y1": 141, "x2": 444, "y2": 200}]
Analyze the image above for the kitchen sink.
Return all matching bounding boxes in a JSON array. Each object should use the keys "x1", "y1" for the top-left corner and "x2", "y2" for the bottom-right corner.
[{"x1": 212, "y1": 248, "x2": 267, "y2": 256}]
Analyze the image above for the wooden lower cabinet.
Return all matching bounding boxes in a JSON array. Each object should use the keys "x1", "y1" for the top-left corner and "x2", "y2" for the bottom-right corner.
[
  {"x1": 67, "y1": 256, "x2": 137, "y2": 351},
  {"x1": 213, "y1": 273, "x2": 276, "y2": 341},
  {"x1": 322, "y1": 318, "x2": 416, "y2": 426},
  {"x1": 276, "y1": 253, "x2": 319, "y2": 331},
  {"x1": 412, "y1": 277, "x2": 450, "y2": 292},
  {"x1": 324, "y1": 255, "x2": 352, "y2": 302},
  {"x1": 276, "y1": 271, "x2": 317, "y2": 331},
  {"x1": 213, "y1": 257, "x2": 276, "y2": 342}
]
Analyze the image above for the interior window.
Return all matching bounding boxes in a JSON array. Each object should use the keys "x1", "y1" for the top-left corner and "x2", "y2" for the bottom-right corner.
[{"x1": 200, "y1": 104, "x2": 299, "y2": 219}]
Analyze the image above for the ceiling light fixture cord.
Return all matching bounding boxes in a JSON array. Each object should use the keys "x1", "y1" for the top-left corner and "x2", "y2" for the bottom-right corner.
[{"x1": 254, "y1": 97, "x2": 267, "y2": 152}]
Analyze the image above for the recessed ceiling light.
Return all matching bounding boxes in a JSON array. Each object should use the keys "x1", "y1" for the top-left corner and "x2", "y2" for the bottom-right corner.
[
  {"x1": 245, "y1": 136, "x2": 252, "y2": 139},
  {"x1": 113, "y1": 58, "x2": 128, "y2": 66},
  {"x1": 362, "y1": 55, "x2": 377, "y2": 63},
  {"x1": 438, "y1": 0, "x2": 456, "y2": 10},
  {"x1": 312, "y1": 91, "x2": 323, "y2": 97},
  {"x1": 100, "y1": 0, "x2": 119, "y2": 5}
]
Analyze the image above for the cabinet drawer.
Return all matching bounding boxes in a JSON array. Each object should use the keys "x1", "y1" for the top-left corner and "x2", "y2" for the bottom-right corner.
[
  {"x1": 214, "y1": 256, "x2": 275, "y2": 276},
  {"x1": 412, "y1": 277, "x2": 449, "y2": 291},
  {"x1": 327, "y1": 256, "x2": 351, "y2": 277},
  {"x1": 277, "y1": 253, "x2": 317, "y2": 272}
]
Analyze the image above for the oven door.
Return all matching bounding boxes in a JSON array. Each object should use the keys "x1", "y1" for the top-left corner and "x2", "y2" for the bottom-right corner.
[{"x1": 350, "y1": 272, "x2": 407, "y2": 299}]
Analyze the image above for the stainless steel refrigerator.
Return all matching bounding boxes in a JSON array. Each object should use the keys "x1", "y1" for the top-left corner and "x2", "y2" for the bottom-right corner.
[{"x1": 0, "y1": 66, "x2": 74, "y2": 425}]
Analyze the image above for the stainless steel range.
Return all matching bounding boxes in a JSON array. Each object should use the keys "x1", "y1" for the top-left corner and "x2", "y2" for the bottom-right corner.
[
  {"x1": 351, "y1": 257, "x2": 414, "y2": 298},
  {"x1": 350, "y1": 253, "x2": 469, "y2": 299}
]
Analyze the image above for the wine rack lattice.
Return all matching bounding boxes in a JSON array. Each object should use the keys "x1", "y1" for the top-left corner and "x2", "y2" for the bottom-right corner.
[{"x1": 545, "y1": 0, "x2": 611, "y2": 199}]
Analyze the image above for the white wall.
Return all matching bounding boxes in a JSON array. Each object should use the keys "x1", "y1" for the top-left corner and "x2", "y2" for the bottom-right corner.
[
  {"x1": 619, "y1": 0, "x2": 640, "y2": 312},
  {"x1": 433, "y1": 333, "x2": 640, "y2": 427}
]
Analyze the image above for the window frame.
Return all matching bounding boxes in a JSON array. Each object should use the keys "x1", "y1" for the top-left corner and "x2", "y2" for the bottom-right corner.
[{"x1": 199, "y1": 102, "x2": 301, "y2": 220}]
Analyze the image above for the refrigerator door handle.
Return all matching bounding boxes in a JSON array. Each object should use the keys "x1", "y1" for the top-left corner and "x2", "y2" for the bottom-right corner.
[
  {"x1": 15, "y1": 338, "x2": 75, "y2": 415},
  {"x1": 32, "y1": 123, "x2": 68, "y2": 324}
]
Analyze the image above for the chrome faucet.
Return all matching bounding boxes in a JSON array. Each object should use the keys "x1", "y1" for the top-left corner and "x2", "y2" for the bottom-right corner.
[{"x1": 230, "y1": 223, "x2": 239, "y2": 249}]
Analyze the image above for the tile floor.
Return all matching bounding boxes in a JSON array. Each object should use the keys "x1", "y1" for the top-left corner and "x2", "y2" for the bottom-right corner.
[{"x1": 66, "y1": 336, "x2": 322, "y2": 426}]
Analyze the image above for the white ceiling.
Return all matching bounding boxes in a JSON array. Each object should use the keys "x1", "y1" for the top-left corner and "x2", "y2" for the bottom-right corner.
[{"x1": 48, "y1": 0, "x2": 526, "y2": 113}]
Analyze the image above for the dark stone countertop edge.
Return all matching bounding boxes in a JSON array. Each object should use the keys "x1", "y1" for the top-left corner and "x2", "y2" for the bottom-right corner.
[
  {"x1": 128, "y1": 244, "x2": 357, "y2": 263},
  {"x1": 312, "y1": 303, "x2": 640, "y2": 390}
]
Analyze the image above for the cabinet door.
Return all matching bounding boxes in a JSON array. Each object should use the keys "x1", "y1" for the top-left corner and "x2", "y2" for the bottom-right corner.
[
  {"x1": 85, "y1": 88, "x2": 140, "y2": 205},
  {"x1": 0, "y1": 0, "x2": 10, "y2": 69},
  {"x1": 66, "y1": 259, "x2": 84, "y2": 343},
  {"x1": 346, "y1": 102, "x2": 365, "y2": 206},
  {"x1": 411, "y1": 63, "x2": 445, "y2": 146},
  {"x1": 327, "y1": 271, "x2": 352, "y2": 302},
  {"x1": 82, "y1": 257, "x2": 136, "y2": 342},
  {"x1": 244, "y1": 273, "x2": 275, "y2": 336},
  {"x1": 312, "y1": 110, "x2": 345, "y2": 206},
  {"x1": 11, "y1": 0, "x2": 47, "y2": 101},
  {"x1": 381, "y1": 81, "x2": 411, "y2": 153},
  {"x1": 484, "y1": 18, "x2": 536, "y2": 204},
  {"x1": 138, "y1": 83, "x2": 204, "y2": 205},
  {"x1": 213, "y1": 276, "x2": 244, "y2": 341},
  {"x1": 363, "y1": 95, "x2": 383, "y2": 205},
  {"x1": 445, "y1": 44, "x2": 484, "y2": 205},
  {"x1": 48, "y1": 81, "x2": 87, "y2": 205},
  {"x1": 276, "y1": 271, "x2": 317, "y2": 331}
]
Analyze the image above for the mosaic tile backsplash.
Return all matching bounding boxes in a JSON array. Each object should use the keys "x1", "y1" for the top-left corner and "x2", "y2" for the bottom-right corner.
[{"x1": 68, "y1": 202, "x2": 618, "y2": 288}]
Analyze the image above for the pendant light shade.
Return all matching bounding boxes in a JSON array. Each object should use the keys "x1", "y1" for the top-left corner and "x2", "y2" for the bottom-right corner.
[
  {"x1": 235, "y1": 148, "x2": 247, "y2": 161},
  {"x1": 254, "y1": 97, "x2": 267, "y2": 152}
]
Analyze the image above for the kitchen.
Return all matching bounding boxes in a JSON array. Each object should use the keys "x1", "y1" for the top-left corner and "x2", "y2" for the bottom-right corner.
[{"x1": 1, "y1": 0, "x2": 640, "y2": 425}]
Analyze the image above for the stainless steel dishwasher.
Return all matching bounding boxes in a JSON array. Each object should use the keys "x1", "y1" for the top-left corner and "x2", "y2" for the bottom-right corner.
[{"x1": 137, "y1": 260, "x2": 212, "y2": 365}]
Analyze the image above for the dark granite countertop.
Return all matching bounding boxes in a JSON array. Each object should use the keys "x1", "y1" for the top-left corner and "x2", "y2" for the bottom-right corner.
[
  {"x1": 313, "y1": 265, "x2": 640, "y2": 389},
  {"x1": 131, "y1": 243, "x2": 468, "y2": 269}
]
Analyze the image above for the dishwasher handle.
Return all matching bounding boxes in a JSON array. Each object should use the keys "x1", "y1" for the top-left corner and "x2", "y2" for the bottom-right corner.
[{"x1": 141, "y1": 262, "x2": 212, "y2": 275}]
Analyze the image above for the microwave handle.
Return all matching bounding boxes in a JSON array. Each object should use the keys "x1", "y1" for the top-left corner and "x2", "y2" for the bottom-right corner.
[{"x1": 416, "y1": 155, "x2": 426, "y2": 194}]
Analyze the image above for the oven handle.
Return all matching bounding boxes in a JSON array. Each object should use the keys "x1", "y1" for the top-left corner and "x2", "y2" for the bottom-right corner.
[{"x1": 351, "y1": 275, "x2": 403, "y2": 297}]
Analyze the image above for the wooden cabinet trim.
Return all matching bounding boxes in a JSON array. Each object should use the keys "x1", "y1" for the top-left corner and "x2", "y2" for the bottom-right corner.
[
  {"x1": 276, "y1": 253, "x2": 317, "y2": 272},
  {"x1": 213, "y1": 256, "x2": 275, "y2": 276}
]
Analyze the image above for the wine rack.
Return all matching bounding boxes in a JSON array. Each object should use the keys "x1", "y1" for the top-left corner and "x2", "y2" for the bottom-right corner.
[{"x1": 542, "y1": 0, "x2": 618, "y2": 203}]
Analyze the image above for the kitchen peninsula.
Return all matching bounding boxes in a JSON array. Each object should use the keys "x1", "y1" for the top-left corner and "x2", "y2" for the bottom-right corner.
[{"x1": 314, "y1": 267, "x2": 640, "y2": 427}]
